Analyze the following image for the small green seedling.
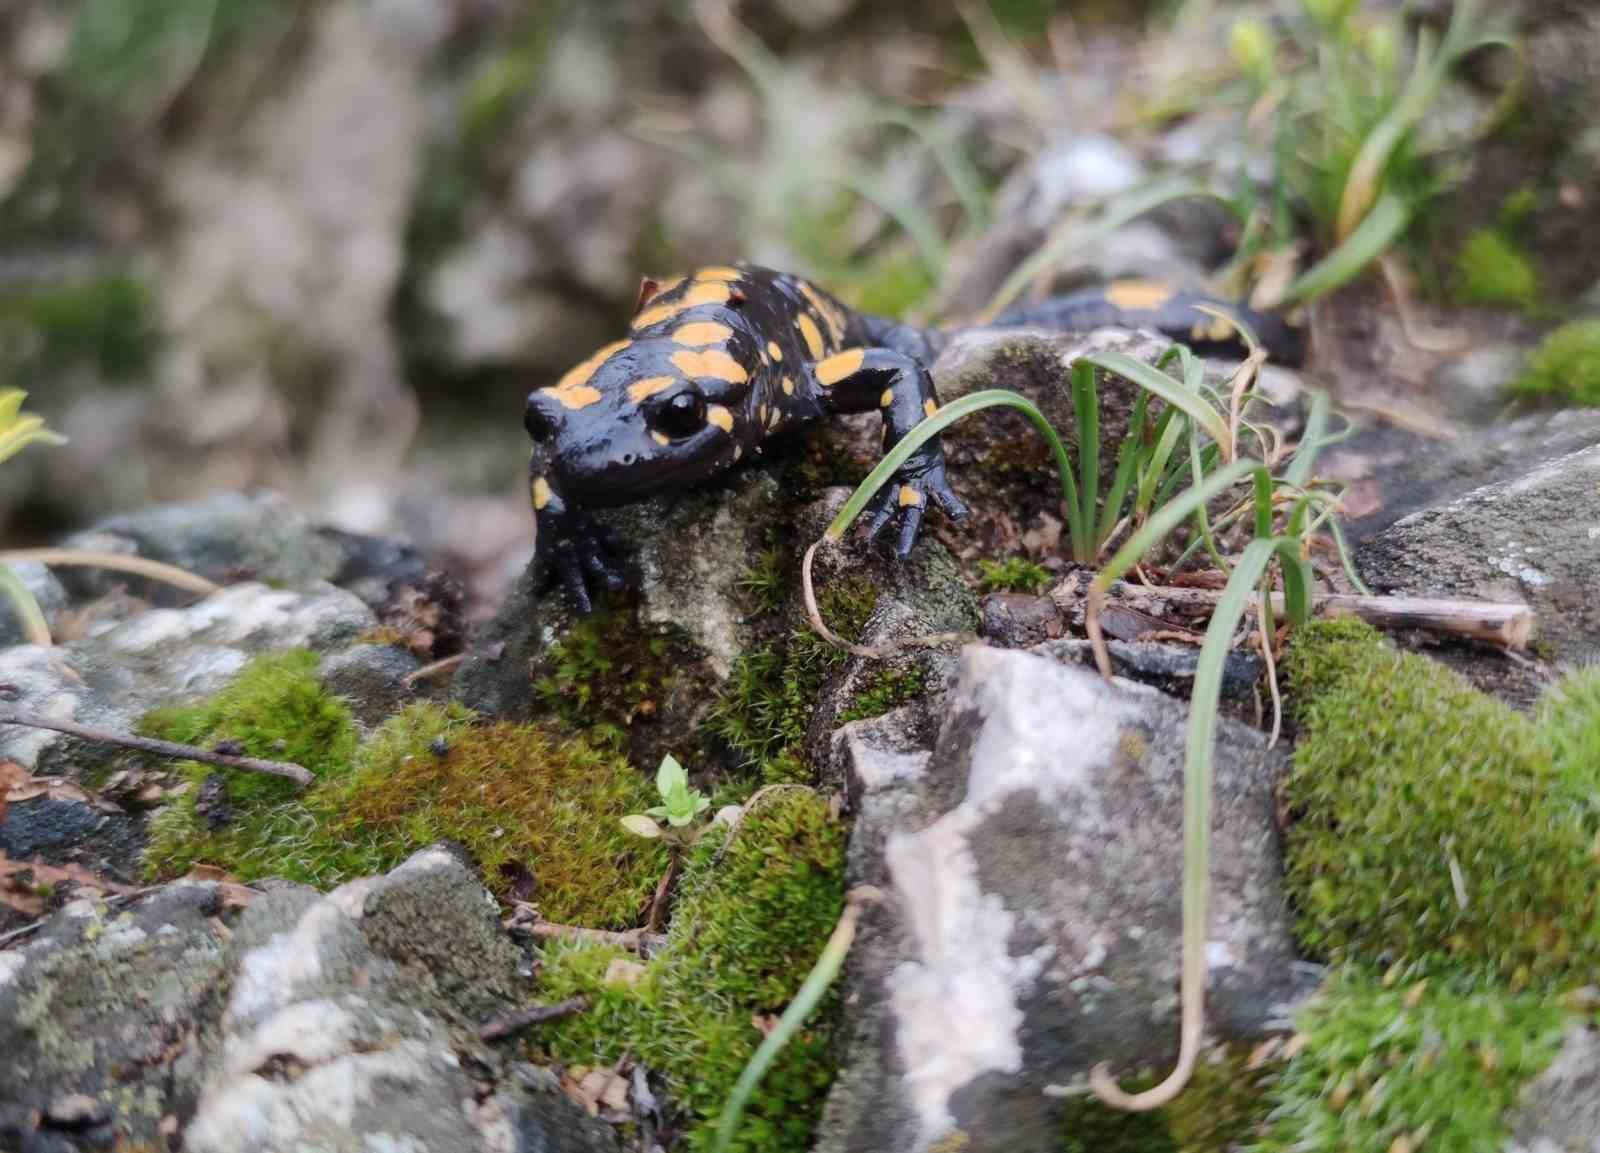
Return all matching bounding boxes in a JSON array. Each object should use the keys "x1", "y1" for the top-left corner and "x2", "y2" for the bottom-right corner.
[{"x1": 621, "y1": 754, "x2": 711, "y2": 839}]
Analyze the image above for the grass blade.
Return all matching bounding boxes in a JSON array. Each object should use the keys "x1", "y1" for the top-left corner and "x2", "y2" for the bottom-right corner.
[
  {"x1": 1078, "y1": 351, "x2": 1233, "y2": 461},
  {"x1": 1092, "y1": 459, "x2": 1260, "y2": 593},
  {"x1": 0, "y1": 563, "x2": 51, "y2": 646},
  {"x1": 1281, "y1": 191, "x2": 1409, "y2": 305},
  {"x1": 1073, "y1": 362, "x2": 1100, "y2": 564}
]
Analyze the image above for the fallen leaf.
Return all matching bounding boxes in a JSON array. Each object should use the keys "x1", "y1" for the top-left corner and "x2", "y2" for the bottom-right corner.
[
  {"x1": 563, "y1": 1066, "x2": 631, "y2": 1116},
  {"x1": 0, "y1": 852, "x2": 139, "y2": 916},
  {"x1": 0, "y1": 762, "x2": 30, "y2": 791}
]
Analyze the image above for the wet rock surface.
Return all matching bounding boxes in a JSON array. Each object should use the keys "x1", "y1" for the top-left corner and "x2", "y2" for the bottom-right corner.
[{"x1": 818, "y1": 644, "x2": 1310, "y2": 1153}]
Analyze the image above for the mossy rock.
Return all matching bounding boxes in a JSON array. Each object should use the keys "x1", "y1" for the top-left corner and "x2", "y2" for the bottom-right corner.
[
  {"x1": 1512, "y1": 320, "x2": 1600, "y2": 408},
  {"x1": 142, "y1": 657, "x2": 666, "y2": 927},
  {"x1": 539, "y1": 790, "x2": 847, "y2": 1153},
  {"x1": 1283, "y1": 618, "x2": 1600, "y2": 988},
  {"x1": 1454, "y1": 229, "x2": 1540, "y2": 309},
  {"x1": 1257, "y1": 968, "x2": 1567, "y2": 1153}
]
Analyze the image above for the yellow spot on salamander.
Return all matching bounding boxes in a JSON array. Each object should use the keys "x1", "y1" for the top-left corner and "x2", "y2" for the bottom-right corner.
[
  {"x1": 546, "y1": 339, "x2": 630, "y2": 410},
  {"x1": 767, "y1": 341, "x2": 783, "y2": 362},
  {"x1": 815, "y1": 348, "x2": 865, "y2": 386},
  {"x1": 695, "y1": 265, "x2": 742, "y2": 282},
  {"x1": 1189, "y1": 313, "x2": 1236, "y2": 343},
  {"x1": 627, "y1": 375, "x2": 677, "y2": 403},
  {"x1": 651, "y1": 431, "x2": 670, "y2": 446},
  {"x1": 898, "y1": 485, "x2": 922, "y2": 507},
  {"x1": 796, "y1": 313, "x2": 825, "y2": 359},
  {"x1": 671, "y1": 347, "x2": 748, "y2": 384},
  {"x1": 880, "y1": 388, "x2": 895, "y2": 408},
  {"x1": 632, "y1": 282, "x2": 732, "y2": 329},
  {"x1": 799, "y1": 281, "x2": 847, "y2": 343},
  {"x1": 532, "y1": 476, "x2": 553, "y2": 510},
  {"x1": 782, "y1": 377, "x2": 795, "y2": 396},
  {"x1": 707, "y1": 404, "x2": 734, "y2": 433},
  {"x1": 1104, "y1": 280, "x2": 1177, "y2": 312},
  {"x1": 924, "y1": 399, "x2": 939, "y2": 419},
  {"x1": 673, "y1": 321, "x2": 733, "y2": 347}
]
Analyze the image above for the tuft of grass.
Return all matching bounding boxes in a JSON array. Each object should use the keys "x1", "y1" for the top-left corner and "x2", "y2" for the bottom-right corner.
[
  {"x1": 710, "y1": 577, "x2": 878, "y2": 782},
  {"x1": 976, "y1": 555, "x2": 1052, "y2": 595},
  {"x1": 1454, "y1": 229, "x2": 1539, "y2": 308},
  {"x1": 1510, "y1": 320, "x2": 1600, "y2": 408},
  {"x1": 539, "y1": 790, "x2": 846, "y2": 1153},
  {"x1": 736, "y1": 547, "x2": 785, "y2": 617},
  {"x1": 144, "y1": 688, "x2": 666, "y2": 928},
  {"x1": 1283, "y1": 619, "x2": 1600, "y2": 988},
  {"x1": 1256, "y1": 968, "x2": 1566, "y2": 1153}
]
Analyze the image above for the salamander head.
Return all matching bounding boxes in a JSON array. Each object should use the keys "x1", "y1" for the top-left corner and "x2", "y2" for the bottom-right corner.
[{"x1": 524, "y1": 333, "x2": 754, "y2": 506}]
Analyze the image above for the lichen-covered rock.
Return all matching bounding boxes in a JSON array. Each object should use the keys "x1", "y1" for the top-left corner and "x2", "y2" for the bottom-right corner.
[
  {"x1": 1505, "y1": 1025, "x2": 1600, "y2": 1153},
  {"x1": 0, "y1": 882, "x2": 234, "y2": 1148},
  {"x1": 0, "y1": 582, "x2": 374, "y2": 771},
  {"x1": 817, "y1": 644, "x2": 1309, "y2": 1153},
  {"x1": 1356, "y1": 444, "x2": 1600, "y2": 663},
  {"x1": 317, "y1": 643, "x2": 421, "y2": 728}
]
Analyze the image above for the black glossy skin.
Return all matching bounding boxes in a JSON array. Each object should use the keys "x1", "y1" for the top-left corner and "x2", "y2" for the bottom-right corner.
[{"x1": 525, "y1": 265, "x2": 1300, "y2": 612}]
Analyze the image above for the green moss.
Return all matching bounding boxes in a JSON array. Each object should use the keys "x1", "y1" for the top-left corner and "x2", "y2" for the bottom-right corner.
[
  {"x1": 144, "y1": 692, "x2": 665, "y2": 928},
  {"x1": 0, "y1": 276, "x2": 157, "y2": 382},
  {"x1": 1283, "y1": 619, "x2": 1600, "y2": 988},
  {"x1": 534, "y1": 610, "x2": 678, "y2": 751},
  {"x1": 1056, "y1": 1047, "x2": 1272, "y2": 1152},
  {"x1": 1257, "y1": 968, "x2": 1566, "y2": 1153},
  {"x1": 1454, "y1": 229, "x2": 1540, "y2": 309},
  {"x1": 540, "y1": 790, "x2": 847, "y2": 1153},
  {"x1": 709, "y1": 578, "x2": 878, "y2": 781},
  {"x1": 1511, "y1": 321, "x2": 1600, "y2": 408},
  {"x1": 1539, "y1": 667, "x2": 1600, "y2": 802},
  {"x1": 838, "y1": 665, "x2": 926, "y2": 725},
  {"x1": 976, "y1": 556, "x2": 1052, "y2": 595}
]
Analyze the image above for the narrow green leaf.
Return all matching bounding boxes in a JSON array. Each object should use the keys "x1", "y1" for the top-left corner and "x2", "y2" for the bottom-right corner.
[
  {"x1": 1281, "y1": 192, "x2": 1410, "y2": 305},
  {"x1": 1077, "y1": 351, "x2": 1233, "y2": 458},
  {"x1": 0, "y1": 563, "x2": 51, "y2": 647},
  {"x1": 1284, "y1": 388, "x2": 1331, "y2": 487},
  {"x1": 656, "y1": 753, "x2": 686, "y2": 800},
  {"x1": 1073, "y1": 361, "x2": 1100, "y2": 564},
  {"x1": 1253, "y1": 470, "x2": 1274, "y2": 540}
]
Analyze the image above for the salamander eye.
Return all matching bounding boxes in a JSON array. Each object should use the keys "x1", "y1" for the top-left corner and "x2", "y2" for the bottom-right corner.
[{"x1": 649, "y1": 390, "x2": 707, "y2": 439}]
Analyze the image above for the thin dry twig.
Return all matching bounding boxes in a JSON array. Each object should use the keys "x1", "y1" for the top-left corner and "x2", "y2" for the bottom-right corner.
[
  {"x1": 480, "y1": 996, "x2": 590, "y2": 1043},
  {"x1": 512, "y1": 920, "x2": 668, "y2": 955},
  {"x1": 0, "y1": 710, "x2": 314, "y2": 788},
  {"x1": 402, "y1": 653, "x2": 464, "y2": 687},
  {"x1": 0, "y1": 549, "x2": 220, "y2": 596}
]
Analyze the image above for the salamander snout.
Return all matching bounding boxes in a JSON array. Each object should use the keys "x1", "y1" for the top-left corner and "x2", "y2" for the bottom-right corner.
[{"x1": 523, "y1": 389, "x2": 565, "y2": 443}]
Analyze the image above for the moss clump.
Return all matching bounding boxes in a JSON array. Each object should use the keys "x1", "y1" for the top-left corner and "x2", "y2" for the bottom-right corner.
[
  {"x1": 1539, "y1": 667, "x2": 1600, "y2": 801},
  {"x1": 144, "y1": 689, "x2": 666, "y2": 927},
  {"x1": 1257, "y1": 969, "x2": 1566, "y2": 1153},
  {"x1": 0, "y1": 276, "x2": 157, "y2": 382},
  {"x1": 710, "y1": 578, "x2": 878, "y2": 782},
  {"x1": 736, "y1": 547, "x2": 785, "y2": 617},
  {"x1": 1057, "y1": 1047, "x2": 1272, "y2": 1152},
  {"x1": 534, "y1": 610, "x2": 678, "y2": 751},
  {"x1": 976, "y1": 555, "x2": 1052, "y2": 595},
  {"x1": 1454, "y1": 229, "x2": 1540, "y2": 309},
  {"x1": 1283, "y1": 619, "x2": 1600, "y2": 987},
  {"x1": 539, "y1": 790, "x2": 847, "y2": 1153},
  {"x1": 1511, "y1": 320, "x2": 1600, "y2": 408},
  {"x1": 838, "y1": 665, "x2": 926, "y2": 725}
]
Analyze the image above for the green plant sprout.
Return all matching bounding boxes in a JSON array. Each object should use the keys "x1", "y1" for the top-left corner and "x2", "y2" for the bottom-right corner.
[
  {"x1": 622, "y1": 754, "x2": 712, "y2": 840},
  {"x1": 0, "y1": 390, "x2": 68, "y2": 646}
]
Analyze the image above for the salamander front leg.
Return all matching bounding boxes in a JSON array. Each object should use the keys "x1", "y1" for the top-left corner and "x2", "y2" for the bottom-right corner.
[
  {"x1": 812, "y1": 347, "x2": 968, "y2": 556},
  {"x1": 529, "y1": 456, "x2": 626, "y2": 615}
]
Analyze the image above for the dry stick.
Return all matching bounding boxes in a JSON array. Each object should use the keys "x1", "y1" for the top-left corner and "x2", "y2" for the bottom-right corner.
[
  {"x1": 0, "y1": 549, "x2": 220, "y2": 596},
  {"x1": 480, "y1": 996, "x2": 590, "y2": 1043},
  {"x1": 402, "y1": 653, "x2": 465, "y2": 687},
  {"x1": 0, "y1": 710, "x2": 314, "y2": 788},
  {"x1": 514, "y1": 920, "x2": 669, "y2": 955},
  {"x1": 1058, "y1": 580, "x2": 1534, "y2": 651}
]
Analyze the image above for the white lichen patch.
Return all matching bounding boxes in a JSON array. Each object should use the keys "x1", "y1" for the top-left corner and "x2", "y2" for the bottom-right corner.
[{"x1": 883, "y1": 646, "x2": 1137, "y2": 1139}]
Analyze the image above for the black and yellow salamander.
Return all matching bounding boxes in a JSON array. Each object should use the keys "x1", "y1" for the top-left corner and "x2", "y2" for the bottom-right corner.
[{"x1": 523, "y1": 264, "x2": 1302, "y2": 612}]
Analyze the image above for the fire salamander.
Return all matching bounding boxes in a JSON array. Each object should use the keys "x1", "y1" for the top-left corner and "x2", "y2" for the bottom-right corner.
[{"x1": 524, "y1": 265, "x2": 1301, "y2": 612}]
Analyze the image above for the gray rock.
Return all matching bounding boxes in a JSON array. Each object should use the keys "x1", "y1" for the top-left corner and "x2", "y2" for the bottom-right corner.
[
  {"x1": 0, "y1": 560, "x2": 66, "y2": 649},
  {"x1": 0, "y1": 582, "x2": 374, "y2": 771},
  {"x1": 1340, "y1": 409, "x2": 1600, "y2": 541},
  {"x1": 318, "y1": 643, "x2": 421, "y2": 728},
  {"x1": 1435, "y1": 343, "x2": 1530, "y2": 424},
  {"x1": 0, "y1": 797, "x2": 144, "y2": 885},
  {"x1": 1505, "y1": 1026, "x2": 1600, "y2": 1153},
  {"x1": 1032, "y1": 638, "x2": 1266, "y2": 707},
  {"x1": 0, "y1": 882, "x2": 232, "y2": 1147},
  {"x1": 1357, "y1": 444, "x2": 1600, "y2": 663},
  {"x1": 817, "y1": 645, "x2": 1308, "y2": 1153},
  {"x1": 980, "y1": 592, "x2": 1064, "y2": 648},
  {"x1": 61, "y1": 491, "x2": 346, "y2": 597},
  {"x1": 185, "y1": 847, "x2": 557, "y2": 1153}
]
